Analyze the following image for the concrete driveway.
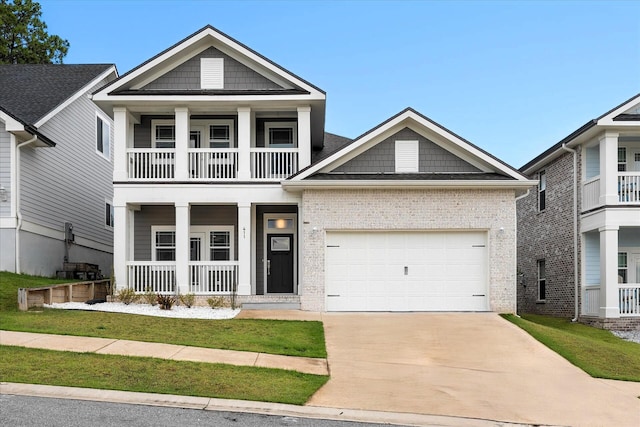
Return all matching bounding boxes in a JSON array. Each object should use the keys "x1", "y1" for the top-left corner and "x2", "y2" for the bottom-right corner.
[{"x1": 306, "y1": 313, "x2": 640, "y2": 427}]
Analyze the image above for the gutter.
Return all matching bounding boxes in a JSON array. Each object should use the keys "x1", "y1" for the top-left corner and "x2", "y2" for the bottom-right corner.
[
  {"x1": 561, "y1": 143, "x2": 579, "y2": 322},
  {"x1": 15, "y1": 135, "x2": 38, "y2": 273},
  {"x1": 282, "y1": 179, "x2": 538, "y2": 191}
]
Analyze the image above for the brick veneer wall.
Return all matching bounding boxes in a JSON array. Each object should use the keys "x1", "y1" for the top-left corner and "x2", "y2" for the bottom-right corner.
[
  {"x1": 516, "y1": 151, "x2": 580, "y2": 317},
  {"x1": 300, "y1": 188, "x2": 517, "y2": 312}
]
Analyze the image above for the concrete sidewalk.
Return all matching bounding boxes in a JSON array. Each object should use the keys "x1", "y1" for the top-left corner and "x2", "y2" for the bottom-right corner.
[{"x1": 0, "y1": 330, "x2": 328, "y2": 376}]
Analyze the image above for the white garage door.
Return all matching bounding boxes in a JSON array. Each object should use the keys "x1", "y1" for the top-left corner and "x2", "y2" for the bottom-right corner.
[{"x1": 325, "y1": 231, "x2": 488, "y2": 311}]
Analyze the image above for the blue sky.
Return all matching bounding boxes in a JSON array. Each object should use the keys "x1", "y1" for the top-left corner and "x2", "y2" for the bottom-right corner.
[{"x1": 42, "y1": 0, "x2": 639, "y2": 168}]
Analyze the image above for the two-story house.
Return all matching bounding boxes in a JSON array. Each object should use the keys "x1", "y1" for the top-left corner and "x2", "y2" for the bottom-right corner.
[
  {"x1": 93, "y1": 25, "x2": 534, "y2": 312},
  {"x1": 0, "y1": 64, "x2": 118, "y2": 277},
  {"x1": 517, "y1": 94, "x2": 640, "y2": 329}
]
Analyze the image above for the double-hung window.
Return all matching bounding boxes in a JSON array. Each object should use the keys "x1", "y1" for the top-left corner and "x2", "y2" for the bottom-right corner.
[
  {"x1": 538, "y1": 170, "x2": 546, "y2": 211},
  {"x1": 537, "y1": 259, "x2": 546, "y2": 301},
  {"x1": 155, "y1": 124, "x2": 176, "y2": 148},
  {"x1": 209, "y1": 123, "x2": 232, "y2": 148},
  {"x1": 96, "y1": 115, "x2": 110, "y2": 158},
  {"x1": 618, "y1": 252, "x2": 628, "y2": 283},
  {"x1": 105, "y1": 202, "x2": 114, "y2": 228},
  {"x1": 265, "y1": 122, "x2": 297, "y2": 147},
  {"x1": 210, "y1": 230, "x2": 231, "y2": 261},
  {"x1": 154, "y1": 231, "x2": 176, "y2": 261},
  {"x1": 618, "y1": 148, "x2": 627, "y2": 172}
]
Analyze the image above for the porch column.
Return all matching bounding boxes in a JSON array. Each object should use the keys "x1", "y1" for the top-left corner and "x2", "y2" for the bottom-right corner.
[
  {"x1": 237, "y1": 202, "x2": 252, "y2": 295},
  {"x1": 237, "y1": 107, "x2": 251, "y2": 180},
  {"x1": 175, "y1": 202, "x2": 190, "y2": 295},
  {"x1": 113, "y1": 204, "x2": 129, "y2": 292},
  {"x1": 599, "y1": 225, "x2": 620, "y2": 318},
  {"x1": 175, "y1": 107, "x2": 190, "y2": 181},
  {"x1": 113, "y1": 107, "x2": 129, "y2": 182},
  {"x1": 297, "y1": 106, "x2": 311, "y2": 170},
  {"x1": 599, "y1": 131, "x2": 619, "y2": 206}
]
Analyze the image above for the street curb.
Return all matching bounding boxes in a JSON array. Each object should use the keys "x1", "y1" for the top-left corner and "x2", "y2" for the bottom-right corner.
[{"x1": 0, "y1": 382, "x2": 540, "y2": 427}]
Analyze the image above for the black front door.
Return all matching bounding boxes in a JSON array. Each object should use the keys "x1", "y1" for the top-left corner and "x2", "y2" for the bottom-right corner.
[{"x1": 267, "y1": 234, "x2": 294, "y2": 293}]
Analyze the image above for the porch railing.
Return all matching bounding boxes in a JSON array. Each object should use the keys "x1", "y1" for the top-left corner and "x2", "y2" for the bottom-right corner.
[
  {"x1": 618, "y1": 173, "x2": 640, "y2": 204},
  {"x1": 619, "y1": 285, "x2": 640, "y2": 316},
  {"x1": 127, "y1": 149, "x2": 175, "y2": 180},
  {"x1": 583, "y1": 285, "x2": 600, "y2": 316},
  {"x1": 582, "y1": 177, "x2": 600, "y2": 211},
  {"x1": 250, "y1": 148, "x2": 298, "y2": 180},
  {"x1": 188, "y1": 149, "x2": 238, "y2": 180},
  {"x1": 127, "y1": 262, "x2": 176, "y2": 293},
  {"x1": 188, "y1": 261, "x2": 238, "y2": 294}
]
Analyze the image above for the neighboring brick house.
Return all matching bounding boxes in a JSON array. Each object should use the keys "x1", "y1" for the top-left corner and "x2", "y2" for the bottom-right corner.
[
  {"x1": 517, "y1": 94, "x2": 640, "y2": 329},
  {"x1": 0, "y1": 64, "x2": 118, "y2": 277},
  {"x1": 93, "y1": 25, "x2": 534, "y2": 312}
]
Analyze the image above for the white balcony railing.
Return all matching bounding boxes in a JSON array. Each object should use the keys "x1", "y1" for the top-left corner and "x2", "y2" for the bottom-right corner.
[
  {"x1": 188, "y1": 149, "x2": 238, "y2": 180},
  {"x1": 618, "y1": 173, "x2": 640, "y2": 204},
  {"x1": 127, "y1": 149, "x2": 175, "y2": 180},
  {"x1": 583, "y1": 285, "x2": 600, "y2": 316},
  {"x1": 189, "y1": 261, "x2": 238, "y2": 294},
  {"x1": 127, "y1": 262, "x2": 176, "y2": 293},
  {"x1": 250, "y1": 148, "x2": 298, "y2": 180},
  {"x1": 582, "y1": 177, "x2": 600, "y2": 211},
  {"x1": 619, "y1": 285, "x2": 640, "y2": 316}
]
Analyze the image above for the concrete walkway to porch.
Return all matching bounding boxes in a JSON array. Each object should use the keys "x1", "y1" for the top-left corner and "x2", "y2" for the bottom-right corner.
[{"x1": 0, "y1": 330, "x2": 328, "y2": 376}]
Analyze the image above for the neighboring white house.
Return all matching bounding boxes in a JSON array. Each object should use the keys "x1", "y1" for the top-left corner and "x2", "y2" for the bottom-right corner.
[
  {"x1": 518, "y1": 94, "x2": 640, "y2": 329},
  {"x1": 93, "y1": 25, "x2": 534, "y2": 312},
  {"x1": 0, "y1": 64, "x2": 118, "y2": 277}
]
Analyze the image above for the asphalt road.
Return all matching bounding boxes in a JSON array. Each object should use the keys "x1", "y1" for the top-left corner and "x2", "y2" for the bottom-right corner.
[{"x1": 0, "y1": 395, "x2": 405, "y2": 427}]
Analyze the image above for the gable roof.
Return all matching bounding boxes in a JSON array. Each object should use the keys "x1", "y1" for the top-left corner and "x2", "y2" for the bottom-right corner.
[
  {"x1": 286, "y1": 108, "x2": 531, "y2": 188},
  {"x1": 93, "y1": 25, "x2": 325, "y2": 98},
  {"x1": 520, "y1": 93, "x2": 640, "y2": 174},
  {"x1": 0, "y1": 64, "x2": 115, "y2": 124}
]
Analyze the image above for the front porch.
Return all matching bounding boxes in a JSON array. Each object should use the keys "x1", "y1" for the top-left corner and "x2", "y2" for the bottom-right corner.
[
  {"x1": 113, "y1": 203, "x2": 300, "y2": 303},
  {"x1": 581, "y1": 227, "x2": 640, "y2": 321}
]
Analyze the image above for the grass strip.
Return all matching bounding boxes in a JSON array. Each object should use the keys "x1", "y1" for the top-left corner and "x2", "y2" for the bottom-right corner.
[
  {"x1": 0, "y1": 346, "x2": 328, "y2": 405},
  {"x1": 1, "y1": 272, "x2": 326, "y2": 358},
  {"x1": 502, "y1": 314, "x2": 640, "y2": 382}
]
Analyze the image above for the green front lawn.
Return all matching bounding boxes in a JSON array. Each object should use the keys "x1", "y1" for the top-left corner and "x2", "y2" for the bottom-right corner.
[
  {"x1": 0, "y1": 272, "x2": 326, "y2": 358},
  {"x1": 0, "y1": 346, "x2": 328, "y2": 405},
  {"x1": 502, "y1": 314, "x2": 640, "y2": 382}
]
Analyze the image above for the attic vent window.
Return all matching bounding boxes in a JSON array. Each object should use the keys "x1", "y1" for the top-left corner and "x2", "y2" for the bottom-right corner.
[
  {"x1": 395, "y1": 140, "x2": 419, "y2": 172},
  {"x1": 201, "y1": 58, "x2": 224, "y2": 89}
]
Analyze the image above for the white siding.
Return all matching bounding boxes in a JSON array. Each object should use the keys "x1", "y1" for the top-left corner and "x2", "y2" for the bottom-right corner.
[
  {"x1": 0, "y1": 122, "x2": 11, "y2": 217},
  {"x1": 19, "y1": 76, "x2": 115, "y2": 250},
  {"x1": 585, "y1": 145, "x2": 599, "y2": 179},
  {"x1": 584, "y1": 231, "x2": 600, "y2": 285}
]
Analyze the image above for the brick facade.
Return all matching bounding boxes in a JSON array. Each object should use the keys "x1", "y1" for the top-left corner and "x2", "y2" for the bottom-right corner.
[
  {"x1": 299, "y1": 188, "x2": 517, "y2": 312},
  {"x1": 516, "y1": 151, "x2": 579, "y2": 318}
]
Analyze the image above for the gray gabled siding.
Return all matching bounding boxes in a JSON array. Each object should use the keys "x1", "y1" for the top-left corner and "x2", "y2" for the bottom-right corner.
[
  {"x1": 333, "y1": 128, "x2": 481, "y2": 173},
  {"x1": 19, "y1": 77, "x2": 114, "y2": 250},
  {"x1": 0, "y1": 122, "x2": 11, "y2": 217},
  {"x1": 143, "y1": 47, "x2": 283, "y2": 91}
]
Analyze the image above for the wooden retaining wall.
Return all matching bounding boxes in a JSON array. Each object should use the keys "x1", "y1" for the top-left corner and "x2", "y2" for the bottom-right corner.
[{"x1": 18, "y1": 279, "x2": 111, "y2": 311}]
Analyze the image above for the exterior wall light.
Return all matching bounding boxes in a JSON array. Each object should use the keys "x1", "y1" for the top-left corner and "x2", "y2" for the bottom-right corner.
[{"x1": 0, "y1": 186, "x2": 7, "y2": 202}]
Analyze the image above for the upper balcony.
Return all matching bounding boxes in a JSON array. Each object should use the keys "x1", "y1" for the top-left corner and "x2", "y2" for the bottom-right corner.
[
  {"x1": 581, "y1": 133, "x2": 640, "y2": 211},
  {"x1": 113, "y1": 106, "x2": 312, "y2": 183}
]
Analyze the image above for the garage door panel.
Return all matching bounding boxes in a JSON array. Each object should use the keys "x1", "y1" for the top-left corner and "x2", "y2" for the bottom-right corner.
[{"x1": 326, "y1": 231, "x2": 488, "y2": 312}]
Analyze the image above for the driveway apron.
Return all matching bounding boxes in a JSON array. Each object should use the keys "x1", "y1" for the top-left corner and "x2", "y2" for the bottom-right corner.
[{"x1": 307, "y1": 313, "x2": 640, "y2": 427}]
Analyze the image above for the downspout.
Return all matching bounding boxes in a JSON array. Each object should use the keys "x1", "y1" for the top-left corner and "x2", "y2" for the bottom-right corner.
[
  {"x1": 513, "y1": 189, "x2": 530, "y2": 317},
  {"x1": 15, "y1": 135, "x2": 38, "y2": 273},
  {"x1": 561, "y1": 143, "x2": 579, "y2": 322}
]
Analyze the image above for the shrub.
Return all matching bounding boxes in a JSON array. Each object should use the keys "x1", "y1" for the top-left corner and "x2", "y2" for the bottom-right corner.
[
  {"x1": 207, "y1": 296, "x2": 225, "y2": 309},
  {"x1": 142, "y1": 288, "x2": 157, "y2": 306},
  {"x1": 179, "y1": 293, "x2": 195, "y2": 308},
  {"x1": 157, "y1": 294, "x2": 176, "y2": 310},
  {"x1": 117, "y1": 288, "x2": 138, "y2": 305}
]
